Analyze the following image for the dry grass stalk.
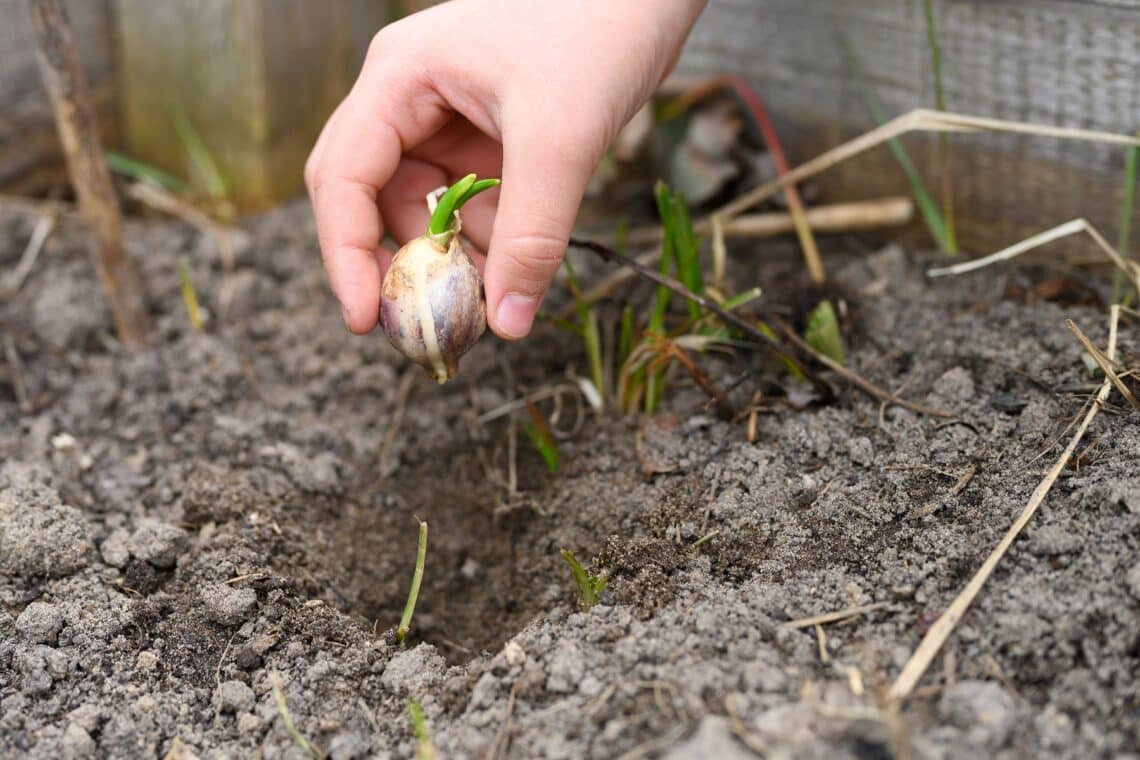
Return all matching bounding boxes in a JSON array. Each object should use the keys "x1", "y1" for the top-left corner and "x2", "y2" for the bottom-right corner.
[
  {"x1": 784, "y1": 601, "x2": 891, "y2": 629},
  {"x1": 887, "y1": 305, "x2": 1124, "y2": 702},
  {"x1": 927, "y1": 218, "x2": 1140, "y2": 295},
  {"x1": 711, "y1": 109, "x2": 1140, "y2": 224},
  {"x1": 28, "y1": 0, "x2": 150, "y2": 344},
  {"x1": 1066, "y1": 319, "x2": 1139, "y2": 409},
  {"x1": 0, "y1": 205, "x2": 58, "y2": 298},
  {"x1": 621, "y1": 197, "x2": 915, "y2": 246}
]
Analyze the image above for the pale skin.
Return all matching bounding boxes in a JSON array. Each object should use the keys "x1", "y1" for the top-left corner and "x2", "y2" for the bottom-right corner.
[{"x1": 305, "y1": 0, "x2": 708, "y2": 340}]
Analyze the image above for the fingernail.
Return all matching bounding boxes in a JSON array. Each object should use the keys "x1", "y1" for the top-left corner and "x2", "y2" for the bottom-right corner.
[
  {"x1": 340, "y1": 303, "x2": 353, "y2": 328},
  {"x1": 495, "y1": 293, "x2": 539, "y2": 339}
]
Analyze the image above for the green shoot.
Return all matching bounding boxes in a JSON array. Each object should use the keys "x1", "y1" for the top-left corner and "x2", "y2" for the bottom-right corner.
[
  {"x1": 1113, "y1": 139, "x2": 1139, "y2": 304},
  {"x1": 271, "y1": 676, "x2": 320, "y2": 759},
  {"x1": 692, "y1": 530, "x2": 720, "y2": 549},
  {"x1": 522, "y1": 399, "x2": 561, "y2": 473},
  {"x1": 840, "y1": 36, "x2": 951, "y2": 252},
  {"x1": 655, "y1": 180, "x2": 703, "y2": 320},
  {"x1": 407, "y1": 698, "x2": 438, "y2": 760},
  {"x1": 804, "y1": 300, "x2": 845, "y2": 365},
  {"x1": 105, "y1": 151, "x2": 188, "y2": 194},
  {"x1": 169, "y1": 103, "x2": 228, "y2": 202},
  {"x1": 396, "y1": 519, "x2": 428, "y2": 645},
  {"x1": 560, "y1": 549, "x2": 607, "y2": 609},
  {"x1": 617, "y1": 305, "x2": 635, "y2": 368},
  {"x1": 759, "y1": 321, "x2": 806, "y2": 381},
  {"x1": 614, "y1": 216, "x2": 630, "y2": 255},
  {"x1": 923, "y1": 0, "x2": 958, "y2": 254},
  {"x1": 427, "y1": 174, "x2": 499, "y2": 241},
  {"x1": 563, "y1": 257, "x2": 605, "y2": 401},
  {"x1": 178, "y1": 259, "x2": 204, "y2": 332}
]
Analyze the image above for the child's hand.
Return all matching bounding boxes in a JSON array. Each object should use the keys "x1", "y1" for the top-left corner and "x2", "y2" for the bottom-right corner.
[{"x1": 305, "y1": 0, "x2": 706, "y2": 339}]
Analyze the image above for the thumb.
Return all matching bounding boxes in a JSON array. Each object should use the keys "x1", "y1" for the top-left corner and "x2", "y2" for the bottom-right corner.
[{"x1": 483, "y1": 123, "x2": 601, "y2": 340}]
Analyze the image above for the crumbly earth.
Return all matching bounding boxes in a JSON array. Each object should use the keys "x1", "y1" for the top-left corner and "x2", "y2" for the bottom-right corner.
[{"x1": 1, "y1": 199, "x2": 1137, "y2": 759}]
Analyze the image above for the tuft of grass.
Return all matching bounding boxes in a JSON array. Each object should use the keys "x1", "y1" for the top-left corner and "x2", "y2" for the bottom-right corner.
[
  {"x1": 923, "y1": 0, "x2": 958, "y2": 254},
  {"x1": 560, "y1": 549, "x2": 607, "y2": 610},
  {"x1": 521, "y1": 398, "x2": 561, "y2": 473},
  {"x1": 178, "y1": 258, "x2": 204, "y2": 332},
  {"x1": 106, "y1": 151, "x2": 188, "y2": 194},
  {"x1": 407, "y1": 698, "x2": 438, "y2": 760},
  {"x1": 840, "y1": 36, "x2": 951, "y2": 252},
  {"x1": 396, "y1": 519, "x2": 428, "y2": 645},
  {"x1": 1113, "y1": 139, "x2": 1139, "y2": 304},
  {"x1": 804, "y1": 300, "x2": 845, "y2": 365}
]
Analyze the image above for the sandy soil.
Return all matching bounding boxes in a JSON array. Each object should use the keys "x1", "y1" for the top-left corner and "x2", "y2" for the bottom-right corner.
[{"x1": 1, "y1": 200, "x2": 1138, "y2": 759}]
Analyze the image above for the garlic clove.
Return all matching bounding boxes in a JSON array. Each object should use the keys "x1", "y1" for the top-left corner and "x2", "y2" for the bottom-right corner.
[{"x1": 379, "y1": 236, "x2": 486, "y2": 384}]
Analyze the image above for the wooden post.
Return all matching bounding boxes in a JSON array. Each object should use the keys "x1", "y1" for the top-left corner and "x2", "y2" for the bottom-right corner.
[{"x1": 28, "y1": 0, "x2": 149, "y2": 345}]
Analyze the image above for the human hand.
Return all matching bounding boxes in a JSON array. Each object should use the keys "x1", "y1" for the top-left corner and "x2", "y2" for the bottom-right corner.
[{"x1": 305, "y1": 0, "x2": 706, "y2": 340}]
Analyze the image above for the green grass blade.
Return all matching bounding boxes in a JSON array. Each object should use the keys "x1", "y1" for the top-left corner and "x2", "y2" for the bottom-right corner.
[
  {"x1": 178, "y1": 259, "x2": 204, "y2": 332},
  {"x1": 923, "y1": 0, "x2": 958, "y2": 254},
  {"x1": 396, "y1": 519, "x2": 428, "y2": 644},
  {"x1": 1113, "y1": 140, "x2": 1139, "y2": 304},
  {"x1": 168, "y1": 104, "x2": 228, "y2": 201},
  {"x1": 617, "y1": 305, "x2": 635, "y2": 366},
  {"x1": 804, "y1": 299, "x2": 846, "y2": 365},
  {"x1": 106, "y1": 151, "x2": 188, "y2": 194},
  {"x1": 407, "y1": 698, "x2": 437, "y2": 760},
  {"x1": 427, "y1": 174, "x2": 476, "y2": 236},
  {"x1": 560, "y1": 548, "x2": 606, "y2": 609},
  {"x1": 840, "y1": 36, "x2": 950, "y2": 251}
]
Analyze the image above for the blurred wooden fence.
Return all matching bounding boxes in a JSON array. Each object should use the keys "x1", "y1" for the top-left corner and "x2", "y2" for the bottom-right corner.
[
  {"x1": 2, "y1": 0, "x2": 1137, "y2": 244},
  {"x1": 680, "y1": 0, "x2": 1140, "y2": 256}
]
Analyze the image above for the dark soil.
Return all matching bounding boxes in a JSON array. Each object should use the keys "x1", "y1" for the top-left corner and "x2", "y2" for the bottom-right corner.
[{"x1": 1, "y1": 199, "x2": 1138, "y2": 759}]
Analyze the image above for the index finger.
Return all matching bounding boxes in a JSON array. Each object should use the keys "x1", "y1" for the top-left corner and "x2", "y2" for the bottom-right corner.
[{"x1": 307, "y1": 64, "x2": 446, "y2": 333}]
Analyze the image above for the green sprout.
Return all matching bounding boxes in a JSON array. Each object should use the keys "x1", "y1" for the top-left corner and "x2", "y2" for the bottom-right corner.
[
  {"x1": 407, "y1": 698, "x2": 437, "y2": 760},
  {"x1": 522, "y1": 399, "x2": 561, "y2": 473},
  {"x1": 427, "y1": 174, "x2": 499, "y2": 246},
  {"x1": 1113, "y1": 139, "x2": 1138, "y2": 305},
  {"x1": 560, "y1": 549, "x2": 607, "y2": 610},
  {"x1": 804, "y1": 300, "x2": 846, "y2": 365},
  {"x1": 562, "y1": 256, "x2": 605, "y2": 402},
  {"x1": 178, "y1": 258, "x2": 204, "y2": 332},
  {"x1": 923, "y1": 0, "x2": 958, "y2": 254},
  {"x1": 396, "y1": 519, "x2": 428, "y2": 645}
]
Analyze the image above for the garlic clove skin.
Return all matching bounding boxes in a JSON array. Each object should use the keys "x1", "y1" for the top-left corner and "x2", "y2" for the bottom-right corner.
[{"x1": 379, "y1": 235, "x2": 486, "y2": 384}]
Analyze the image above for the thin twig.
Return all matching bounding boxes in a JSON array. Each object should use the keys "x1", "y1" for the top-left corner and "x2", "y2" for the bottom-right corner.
[
  {"x1": 1, "y1": 208, "x2": 57, "y2": 298},
  {"x1": 379, "y1": 368, "x2": 417, "y2": 476},
  {"x1": 784, "y1": 602, "x2": 891, "y2": 629},
  {"x1": 1066, "y1": 319, "x2": 1139, "y2": 409},
  {"x1": 887, "y1": 306, "x2": 1123, "y2": 702},
  {"x1": 28, "y1": 0, "x2": 150, "y2": 344},
  {"x1": 769, "y1": 317, "x2": 952, "y2": 418},
  {"x1": 2, "y1": 333, "x2": 34, "y2": 414}
]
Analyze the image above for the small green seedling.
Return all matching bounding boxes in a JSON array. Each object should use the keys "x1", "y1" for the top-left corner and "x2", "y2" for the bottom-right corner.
[
  {"x1": 560, "y1": 548, "x2": 607, "y2": 610},
  {"x1": 395, "y1": 519, "x2": 428, "y2": 645},
  {"x1": 178, "y1": 258, "x2": 204, "y2": 332},
  {"x1": 1113, "y1": 139, "x2": 1138, "y2": 305},
  {"x1": 407, "y1": 697, "x2": 437, "y2": 760},
  {"x1": 804, "y1": 299, "x2": 845, "y2": 365},
  {"x1": 522, "y1": 398, "x2": 561, "y2": 473}
]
